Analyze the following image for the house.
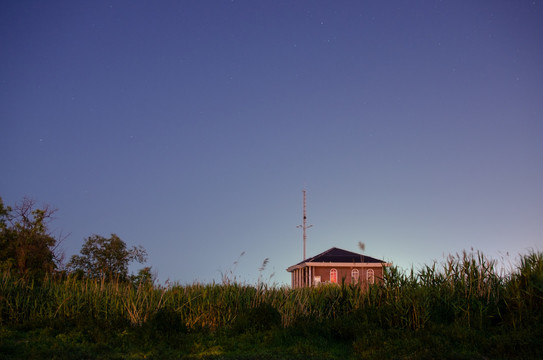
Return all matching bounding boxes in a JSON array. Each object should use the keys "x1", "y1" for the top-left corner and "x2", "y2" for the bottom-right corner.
[{"x1": 286, "y1": 247, "x2": 391, "y2": 288}]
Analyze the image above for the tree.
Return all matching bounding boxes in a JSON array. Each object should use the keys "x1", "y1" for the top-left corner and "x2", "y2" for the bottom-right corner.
[
  {"x1": 67, "y1": 234, "x2": 147, "y2": 281},
  {"x1": 0, "y1": 197, "x2": 12, "y2": 271},
  {"x1": 0, "y1": 196, "x2": 61, "y2": 276},
  {"x1": 131, "y1": 266, "x2": 155, "y2": 286}
]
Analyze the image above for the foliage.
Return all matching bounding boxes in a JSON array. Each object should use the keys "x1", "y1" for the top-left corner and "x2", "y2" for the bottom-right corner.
[
  {"x1": 66, "y1": 234, "x2": 147, "y2": 281},
  {"x1": 0, "y1": 196, "x2": 61, "y2": 277},
  {"x1": 1, "y1": 250, "x2": 543, "y2": 359}
]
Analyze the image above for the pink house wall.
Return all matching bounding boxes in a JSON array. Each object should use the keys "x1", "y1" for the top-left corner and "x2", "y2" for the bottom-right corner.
[
  {"x1": 312, "y1": 266, "x2": 384, "y2": 285},
  {"x1": 288, "y1": 265, "x2": 385, "y2": 288}
]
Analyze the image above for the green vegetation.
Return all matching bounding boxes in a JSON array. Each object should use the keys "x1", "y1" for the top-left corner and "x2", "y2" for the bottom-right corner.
[
  {"x1": 1, "y1": 196, "x2": 150, "y2": 283},
  {"x1": 66, "y1": 234, "x2": 148, "y2": 282},
  {"x1": 1, "y1": 196, "x2": 541, "y2": 358},
  {"x1": 0, "y1": 197, "x2": 61, "y2": 277},
  {"x1": 1, "y1": 250, "x2": 542, "y2": 359}
]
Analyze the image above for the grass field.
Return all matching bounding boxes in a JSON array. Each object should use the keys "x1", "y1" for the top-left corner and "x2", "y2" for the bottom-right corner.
[{"x1": 1, "y1": 250, "x2": 542, "y2": 359}]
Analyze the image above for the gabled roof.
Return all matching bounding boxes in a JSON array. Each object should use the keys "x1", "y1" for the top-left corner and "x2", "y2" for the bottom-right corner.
[
  {"x1": 288, "y1": 247, "x2": 386, "y2": 271},
  {"x1": 306, "y1": 247, "x2": 385, "y2": 264}
]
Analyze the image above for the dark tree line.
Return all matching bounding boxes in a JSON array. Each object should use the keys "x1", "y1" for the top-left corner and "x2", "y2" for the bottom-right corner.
[
  {"x1": 66, "y1": 233, "x2": 147, "y2": 281},
  {"x1": 0, "y1": 196, "x2": 149, "y2": 282},
  {"x1": 0, "y1": 197, "x2": 61, "y2": 277}
]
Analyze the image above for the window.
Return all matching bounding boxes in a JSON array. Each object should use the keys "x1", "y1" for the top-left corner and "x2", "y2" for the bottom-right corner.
[
  {"x1": 367, "y1": 269, "x2": 375, "y2": 284},
  {"x1": 351, "y1": 269, "x2": 359, "y2": 284},
  {"x1": 330, "y1": 269, "x2": 337, "y2": 284},
  {"x1": 314, "y1": 276, "x2": 321, "y2": 285}
]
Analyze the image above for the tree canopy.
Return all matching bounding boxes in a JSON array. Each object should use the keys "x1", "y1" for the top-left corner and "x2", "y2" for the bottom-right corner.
[
  {"x1": 0, "y1": 196, "x2": 61, "y2": 277},
  {"x1": 67, "y1": 233, "x2": 147, "y2": 281}
]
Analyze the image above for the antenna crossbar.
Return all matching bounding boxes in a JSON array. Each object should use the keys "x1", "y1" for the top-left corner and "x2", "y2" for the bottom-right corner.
[{"x1": 297, "y1": 189, "x2": 313, "y2": 260}]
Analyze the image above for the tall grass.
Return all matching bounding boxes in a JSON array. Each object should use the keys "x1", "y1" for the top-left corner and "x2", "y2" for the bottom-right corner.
[{"x1": 1, "y1": 250, "x2": 542, "y2": 333}]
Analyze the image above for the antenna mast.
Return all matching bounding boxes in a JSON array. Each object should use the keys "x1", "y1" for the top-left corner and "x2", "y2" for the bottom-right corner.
[{"x1": 297, "y1": 189, "x2": 313, "y2": 260}]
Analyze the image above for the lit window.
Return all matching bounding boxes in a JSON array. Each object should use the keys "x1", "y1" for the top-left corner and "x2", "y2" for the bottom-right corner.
[
  {"x1": 367, "y1": 269, "x2": 375, "y2": 284},
  {"x1": 330, "y1": 269, "x2": 337, "y2": 283},
  {"x1": 351, "y1": 269, "x2": 359, "y2": 284}
]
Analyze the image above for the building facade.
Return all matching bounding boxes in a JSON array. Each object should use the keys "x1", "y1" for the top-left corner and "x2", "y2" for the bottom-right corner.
[{"x1": 287, "y1": 247, "x2": 390, "y2": 288}]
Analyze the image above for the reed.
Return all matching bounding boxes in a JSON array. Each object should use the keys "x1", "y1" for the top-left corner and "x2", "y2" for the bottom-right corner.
[{"x1": 1, "y1": 250, "x2": 541, "y2": 334}]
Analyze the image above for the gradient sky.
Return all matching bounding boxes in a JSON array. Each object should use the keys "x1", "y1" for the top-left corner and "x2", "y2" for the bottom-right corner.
[{"x1": 2, "y1": 1, "x2": 542, "y2": 285}]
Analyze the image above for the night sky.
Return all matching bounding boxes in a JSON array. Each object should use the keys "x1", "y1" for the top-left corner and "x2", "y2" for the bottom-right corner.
[{"x1": 2, "y1": 1, "x2": 542, "y2": 285}]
